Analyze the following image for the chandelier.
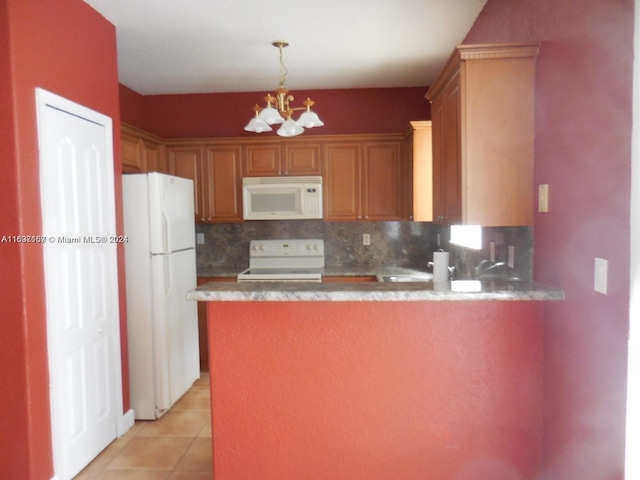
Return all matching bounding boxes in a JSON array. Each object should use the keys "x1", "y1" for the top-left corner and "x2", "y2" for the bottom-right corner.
[{"x1": 244, "y1": 41, "x2": 324, "y2": 137}]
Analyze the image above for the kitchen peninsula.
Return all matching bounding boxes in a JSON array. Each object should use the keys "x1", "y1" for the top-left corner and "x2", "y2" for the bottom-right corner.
[{"x1": 188, "y1": 279, "x2": 562, "y2": 480}]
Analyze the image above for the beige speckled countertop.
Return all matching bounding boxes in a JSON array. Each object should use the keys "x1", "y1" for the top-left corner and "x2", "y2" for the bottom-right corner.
[{"x1": 190, "y1": 266, "x2": 564, "y2": 302}]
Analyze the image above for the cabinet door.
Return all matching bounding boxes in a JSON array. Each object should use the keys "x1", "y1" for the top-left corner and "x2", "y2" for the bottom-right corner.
[
  {"x1": 404, "y1": 122, "x2": 433, "y2": 222},
  {"x1": 283, "y1": 143, "x2": 322, "y2": 175},
  {"x1": 121, "y1": 132, "x2": 144, "y2": 173},
  {"x1": 243, "y1": 144, "x2": 282, "y2": 176},
  {"x1": 204, "y1": 146, "x2": 243, "y2": 222},
  {"x1": 432, "y1": 72, "x2": 462, "y2": 225},
  {"x1": 363, "y1": 142, "x2": 403, "y2": 220},
  {"x1": 441, "y1": 74, "x2": 462, "y2": 224},
  {"x1": 322, "y1": 143, "x2": 361, "y2": 220},
  {"x1": 143, "y1": 140, "x2": 166, "y2": 173},
  {"x1": 168, "y1": 145, "x2": 204, "y2": 222}
]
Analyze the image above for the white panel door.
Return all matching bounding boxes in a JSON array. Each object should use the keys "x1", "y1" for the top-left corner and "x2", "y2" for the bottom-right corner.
[{"x1": 37, "y1": 89, "x2": 123, "y2": 480}]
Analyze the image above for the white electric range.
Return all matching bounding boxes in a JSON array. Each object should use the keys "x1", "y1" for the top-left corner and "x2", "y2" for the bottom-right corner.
[{"x1": 237, "y1": 239, "x2": 325, "y2": 283}]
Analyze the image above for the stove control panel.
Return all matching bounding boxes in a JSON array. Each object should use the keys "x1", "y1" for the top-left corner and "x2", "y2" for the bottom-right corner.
[{"x1": 249, "y1": 239, "x2": 324, "y2": 257}]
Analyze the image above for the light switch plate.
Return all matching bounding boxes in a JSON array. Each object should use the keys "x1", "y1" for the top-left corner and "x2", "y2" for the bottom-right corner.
[
  {"x1": 196, "y1": 232, "x2": 205, "y2": 245},
  {"x1": 508, "y1": 245, "x2": 515, "y2": 269},
  {"x1": 538, "y1": 184, "x2": 549, "y2": 212},
  {"x1": 594, "y1": 257, "x2": 608, "y2": 294},
  {"x1": 363, "y1": 233, "x2": 371, "y2": 246}
]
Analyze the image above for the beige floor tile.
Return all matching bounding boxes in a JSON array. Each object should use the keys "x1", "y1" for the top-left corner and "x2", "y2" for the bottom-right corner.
[
  {"x1": 74, "y1": 436, "x2": 135, "y2": 478},
  {"x1": 175, "y1": 438, "x2": 213, "y2": 473},
  {"x1": 191, "y1": 374, "x2": 210, "y2": 391},
  {"x1": 172, "y1": 390, "x2": 211, "y2": 412},
  {"x1": 92, "y1": 471, "x2": 170, "y2": 480},
  {"x1": 197, "y1": 415, "x2": 212, "y2": 438},
  {"x1": 106, "y1": 437, "x2": 193, "y2": 471},
  {"x1": 127, "y1": 421, "x2": 151, "y2": 437},
  {"x1": 138, "y1": 411, "x2": 210, "y2": 437},
  {"x1": 169, "y1": 472, "x2": 213, "y2": 480}
]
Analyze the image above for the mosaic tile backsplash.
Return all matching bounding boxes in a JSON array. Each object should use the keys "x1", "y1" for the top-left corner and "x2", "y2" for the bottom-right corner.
[{"x1": 195, "y1": 221, "x2": 533, "y2": 281}]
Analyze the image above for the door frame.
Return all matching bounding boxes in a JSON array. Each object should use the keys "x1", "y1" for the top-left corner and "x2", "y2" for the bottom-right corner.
[{"x1": 35, "y1": 88, "x2": 130, "y2": 479}]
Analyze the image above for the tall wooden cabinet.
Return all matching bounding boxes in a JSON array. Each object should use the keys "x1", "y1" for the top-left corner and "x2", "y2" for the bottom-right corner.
[
  {"x1": 426, "y1": 42, "x2": 540, "y2": 226},
  {"x1": 403, "y1": 121, "x2": 433, "y2": 222}
]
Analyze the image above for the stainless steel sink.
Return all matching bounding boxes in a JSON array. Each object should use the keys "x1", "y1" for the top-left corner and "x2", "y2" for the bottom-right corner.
[{"x1": 376, "y1": 273, "x2": 433, "y2": 282}]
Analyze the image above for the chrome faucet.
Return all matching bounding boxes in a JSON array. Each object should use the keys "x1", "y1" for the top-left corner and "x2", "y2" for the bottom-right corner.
[
  {"x1": 475, "y1": 260, "x2": 506, "y2": 277},
  {"x1": 427, "y1": 262, "x2": 456, "y2": 280}
]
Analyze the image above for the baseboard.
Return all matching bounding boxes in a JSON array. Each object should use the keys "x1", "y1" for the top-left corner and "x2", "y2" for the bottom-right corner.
[{"x1": 119, "y1": 409, "x2": 135, "y2": 436}]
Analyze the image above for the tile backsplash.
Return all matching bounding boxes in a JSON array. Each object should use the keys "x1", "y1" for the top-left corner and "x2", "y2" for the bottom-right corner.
[{"x1": 195, "y1": 221, "x2": 533, "y2": 280}]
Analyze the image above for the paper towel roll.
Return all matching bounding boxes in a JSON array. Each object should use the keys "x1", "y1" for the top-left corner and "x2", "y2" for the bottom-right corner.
[{"x1": 433, "y1": 251, "x2": 450, "y2": 283}]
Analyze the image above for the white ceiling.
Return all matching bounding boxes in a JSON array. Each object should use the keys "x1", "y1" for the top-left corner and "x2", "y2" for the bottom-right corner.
[{"x1": 84, "y1": 0, "x2": 487, "y2": 96}]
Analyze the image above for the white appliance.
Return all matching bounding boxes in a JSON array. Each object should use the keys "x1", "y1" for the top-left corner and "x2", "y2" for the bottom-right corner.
[
  {"x1": 122, "y1": 173, "x2": 200, "y2": 420},
  {"x1": 242, "y1": 176, "x2": 322, "y2": 220},
  {"x1": 237, "y1": 239, "x2": 325, "y2": 282}
]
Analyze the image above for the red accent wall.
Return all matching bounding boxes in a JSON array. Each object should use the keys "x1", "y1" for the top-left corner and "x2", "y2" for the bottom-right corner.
[
  {"x1": 120, "y1": 86, "x2": 431, "y2": 138},
  {"x1": 207, "y1": 301, "x2": 544, "y2": 480},
  {"x1": 0, "y1": 0, "x2": 127, "y2": 478},
  {"x1": 464, "y1": 1, "x2": 633, "y2": 478}
]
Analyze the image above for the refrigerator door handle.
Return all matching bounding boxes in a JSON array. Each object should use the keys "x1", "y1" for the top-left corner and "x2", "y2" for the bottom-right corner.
[{"x1": 161, "y1": 211, "x2": 170, "y2": 253}]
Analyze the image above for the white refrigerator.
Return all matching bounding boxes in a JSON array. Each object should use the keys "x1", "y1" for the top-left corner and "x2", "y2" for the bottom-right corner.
[{"x1": 122, "y1": 173, "x2": 200, "y2": 420}]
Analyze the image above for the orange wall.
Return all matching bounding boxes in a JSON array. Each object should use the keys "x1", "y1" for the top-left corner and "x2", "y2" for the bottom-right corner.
[
  {"x1": 207, "y1": 301, "x2": 544, "y2": 480},
  {"x1": 120, "y1": 85, "x2": 431, "y2": 138},
  {"x1": 0, "y1": 0, "x2": 126, "y2": 478},
  {"x1": 464, "y1": 0, "x2": 633, "y2": 478}
]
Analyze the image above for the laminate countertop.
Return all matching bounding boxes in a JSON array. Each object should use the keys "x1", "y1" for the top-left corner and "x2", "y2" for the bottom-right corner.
[{"x1": 189, "y1": 266, "x2": 564, "y2": 302}]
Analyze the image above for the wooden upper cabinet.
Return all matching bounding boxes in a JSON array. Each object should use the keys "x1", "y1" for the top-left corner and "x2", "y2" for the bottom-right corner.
[
  {"x1": 362, "y1": 142, "x2": 403, "y2": 221},
  {"x1": 168, "y1": 145, "x2": 204, "y2": 222},
  {"x1": 243, "y1": 144, "x2": 282, "y2": 176},
  {"x1": 323, "y1": 139, "x2": 403, "y2": 221},
  {"x1": 426, "y1": 42, "x2": 540, "y2": 226},
  {"x1": 121, "y1": 130, "x2": 145, "y2": 173},
  {"x1": 203, "y1": 146, "x2": 243, "y2": 223},
  {"x1": 143, "y1": 140, "x2": 168, "y2": 173},
  {"x1": 121, "y1": 124, "x2": 166, "y2": 174},
  {"x1": 323, "y1": 143, "x2": 362, "y2": 220},
  {"x1": 169, "y1": 144, "x2": 243, "y2": 224},
  {"x1": 243, "y1": 142, "x2": 321, "y2": 176},
  {"x1": 403, "y1": 121, "x2": 433, "y2": 222},
  {"x1": 283, "y1": 143, "x2": 322, "y2": 175}
]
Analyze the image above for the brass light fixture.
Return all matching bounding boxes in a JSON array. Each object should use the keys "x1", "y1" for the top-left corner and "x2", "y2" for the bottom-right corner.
[{"x1": 244, "y1": 41, "x2": 324, "y2": 137}]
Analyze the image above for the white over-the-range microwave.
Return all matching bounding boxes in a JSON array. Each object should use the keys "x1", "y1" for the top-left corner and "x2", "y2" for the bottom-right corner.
[{"x1": 242, "y1": 176, "x2": 323, "y2": 220}]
